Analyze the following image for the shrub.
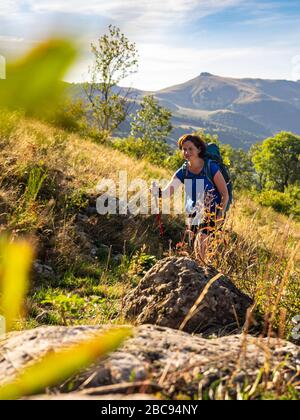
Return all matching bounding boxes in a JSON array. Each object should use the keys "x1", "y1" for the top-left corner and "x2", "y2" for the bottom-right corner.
[
  {"x1": 129, "y1": 246, "x2": 157, "y2": 277},
  {"x1": 50, "y1": 98, "x2": 87, "y2": 133},
  {"x1": 88, "y1": 128, "x2": 111, "y2": 144},
  {"x1": 113, "y1": 136, "x2": 171, "y2": 166},
  {"x1": 164, "y1": 149, "x2": 185, "y2": 171},
  {"x1": 256, "y1": 186, "x2": 300, "y2": 218}
]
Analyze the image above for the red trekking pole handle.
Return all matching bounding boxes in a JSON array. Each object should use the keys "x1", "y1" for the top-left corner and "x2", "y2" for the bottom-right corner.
[{"x1": 152, "y1": 182, "x2": 164, "y2": 237}]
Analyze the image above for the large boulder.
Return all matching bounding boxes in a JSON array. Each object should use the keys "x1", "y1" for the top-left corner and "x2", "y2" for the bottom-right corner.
[
  {"x1": 124, "y1": 257, "x2": 253, "y2": 334},
  {"x1": 0, "y1": 325, "x2": 299, "y2": 400}
]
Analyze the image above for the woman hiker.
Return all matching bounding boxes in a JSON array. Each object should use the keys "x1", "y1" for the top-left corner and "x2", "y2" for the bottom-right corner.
[{"x1": 152, "y1": 134, "x2": 229, "y2": 263}]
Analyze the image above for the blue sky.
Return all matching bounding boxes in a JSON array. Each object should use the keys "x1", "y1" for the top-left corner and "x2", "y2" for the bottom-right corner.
[{"x1": 1, "y1": 0, "x2": 300, "y2": 90}]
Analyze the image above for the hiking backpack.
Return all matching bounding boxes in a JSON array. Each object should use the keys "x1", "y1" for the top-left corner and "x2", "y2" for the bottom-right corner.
[{"x1": 182, "y1": 142, "x2": 233, "y2": 212}]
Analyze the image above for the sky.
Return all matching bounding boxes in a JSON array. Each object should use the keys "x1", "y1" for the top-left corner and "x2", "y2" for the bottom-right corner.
[{"x1": 0, "y1": 0, "x2": 300, "y2": 90}]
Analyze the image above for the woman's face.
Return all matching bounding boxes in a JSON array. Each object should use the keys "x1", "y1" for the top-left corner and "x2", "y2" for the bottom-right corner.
[{"x1": 181, "y1": 141, "x2": 200, "y2": 160}]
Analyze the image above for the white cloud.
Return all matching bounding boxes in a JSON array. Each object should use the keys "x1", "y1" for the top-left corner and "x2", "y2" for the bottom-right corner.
[
  {"x1": 0, "y1": 0, "x2": 19, "y2": 15},
  {"x1": 121, "y1": 44, "x2": 258, "y2": 89},
  {"x1": 0, "y1": 0, "x2": 246, "y2": 48},
  {"x1": 0, "y1": 0, "x2": 246, "y2": 47},
  {"x1": 66, "y1": 42, "x2": 299, "y2": 90},
  {"x1": 1, "y1": 1, "x2": 244, "y2": 23},
  {"x1": 28, "y1": 0, "x2": 241, "y2": 16},
  {"x1": 2, "y1": 1, "x2": 299, "y2": 89}
]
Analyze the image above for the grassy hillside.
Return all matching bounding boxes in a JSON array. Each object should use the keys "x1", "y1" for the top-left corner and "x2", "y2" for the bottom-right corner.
[
  {"x1": 0, "y1": 112, "x2": 299, "y2": 338},
  {"x1": 0, "y1": 112, "x2": 181, "y2": 328}
]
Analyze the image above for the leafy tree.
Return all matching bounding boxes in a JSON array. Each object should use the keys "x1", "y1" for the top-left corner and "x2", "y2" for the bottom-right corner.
[
  {"x1": 221, "y1": 144, "x2": 256, "y2": 190},
  {"x1": 129, "y1": 95, "x2": 172, "y2": 165},
  {"x1": 130, "y1": 95, "x2": 172, "y2": 143},
  {"x1": 249, "y1": 143, "x2": 265, "y2": 190},
  {"x1": 83, "y1": 25, "x2": 138, "y2": 136},
  {"x1": 251, "y1": 132, "x2": 300, "y2": 192},
  {"x1": 194, "y1": 129, "x2": 220, "y2": 146}
]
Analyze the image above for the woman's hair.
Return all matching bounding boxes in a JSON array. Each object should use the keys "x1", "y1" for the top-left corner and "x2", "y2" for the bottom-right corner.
[{"x1": 178, "y1": 134, "x2": 207, "y2": 158}]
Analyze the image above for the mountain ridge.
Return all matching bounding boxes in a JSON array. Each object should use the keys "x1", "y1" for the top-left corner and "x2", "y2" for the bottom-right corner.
[{"x1": 70, "y1": 73, "x2": 300, "y2": 149}]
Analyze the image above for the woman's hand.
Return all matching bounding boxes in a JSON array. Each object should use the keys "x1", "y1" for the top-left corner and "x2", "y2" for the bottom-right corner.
[{"x1": 149, "y1": 185, "x2": 161, "y2": 197}]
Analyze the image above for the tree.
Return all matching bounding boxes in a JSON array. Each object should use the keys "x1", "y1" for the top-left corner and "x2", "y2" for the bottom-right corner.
[
  {"x1": 194, "y1": 129, "x2": 220, "y2": 146},
  {"x1": 221, "y1": 144, "x2": 256, "y2": 191},
  {"x1": 83, "y1": 25, "x2": 138, "y2": 136},
  {"x1": 130, "y1": 95, "x2": 173, "y2": 165},
  {"x1": 130, "y1": 95, "x2": 172, "y2": 143},
  {"x1": 251, "y1": 132, "x2": 300, "y2": 192}
]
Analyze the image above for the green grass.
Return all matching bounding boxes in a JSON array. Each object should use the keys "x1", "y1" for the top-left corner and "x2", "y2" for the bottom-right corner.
[{"x1": 25, "y1": 250, "x2": 139, "y2": 327}]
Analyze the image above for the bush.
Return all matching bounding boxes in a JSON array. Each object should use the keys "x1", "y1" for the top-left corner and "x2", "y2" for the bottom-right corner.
[
  {"x1": 51, "y1": 98, "x2": 87, "y2": 133},
  {"x1": 113, "y1": 136, "x2": 145, "y2": 159},
  {"x1": 164, "y1": 150, "x2": 185, "y2": 171},
  {"x1": 88, "y1": 128, "x2": 111, "y2": 144},
  {"x1": 129, "y1": 246, "x2": 157, "y2": 277},
  {"x1": 256, "y1": 186, "x2": 300, "y2": 218},
  {"x1": 113, "y1": 136, "x2": 171, "y2": 166}
]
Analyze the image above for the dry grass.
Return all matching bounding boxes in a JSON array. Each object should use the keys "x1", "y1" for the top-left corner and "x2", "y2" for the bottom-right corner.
[
  {"x1": 0, "y1": 112, "x2": 299, "y2": 399},
  {"x1": 0, "y1": 115, "x2": 171, "y2": 260},
  {"x1": 0, "y1": 113, "x2": 299, "y2": 340},
  {"x1": 195, "y1": 199, "x2": 300, "y2": 340}
]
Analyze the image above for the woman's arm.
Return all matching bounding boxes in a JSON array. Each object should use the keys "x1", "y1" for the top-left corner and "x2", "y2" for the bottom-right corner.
[
  {"x1": 150, "y1": 175, "x2": 182, "y2": 198},
  {"x1": 161, "y1": 175, "x2": 181, "y2": 198},
  {"x1": 161, "y1": 175, "x2": 182, "y2": 198},
  {"x1": 213, "y1": 170, "x2": 229, "y2": 218}
]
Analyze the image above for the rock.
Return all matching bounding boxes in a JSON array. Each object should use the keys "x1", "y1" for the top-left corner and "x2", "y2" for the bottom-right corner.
[
  {"x1": 0, "y1": 325, "x2": 299, "y2": 400},
  {"x1": 33, "y1": 260, "x2": 55, "y2": 280},
  {"x1": 124, "y1": 257, "x2": 253, "y2": 334}
]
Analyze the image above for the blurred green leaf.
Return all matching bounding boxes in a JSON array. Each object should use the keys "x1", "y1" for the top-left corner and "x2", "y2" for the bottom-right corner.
[
  {"x1": 0, "y1": 39, "x2": 77, "y2": 115},
  {"x1": 0, "y1": 237, "x2": 33, "y2": 332},
  {"x1": 0, "y1": 327, "x2": 133, "y2": 400}
]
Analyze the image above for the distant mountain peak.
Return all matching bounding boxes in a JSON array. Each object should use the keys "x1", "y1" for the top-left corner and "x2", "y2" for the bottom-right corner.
[{"x1": 199, "y1": 72, "x2": 214, "y2": 77}]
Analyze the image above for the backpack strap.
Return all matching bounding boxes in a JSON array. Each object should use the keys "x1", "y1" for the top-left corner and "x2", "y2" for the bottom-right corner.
[{"x1": 204, "y1": 159, "x2": 214, "y2": 186}]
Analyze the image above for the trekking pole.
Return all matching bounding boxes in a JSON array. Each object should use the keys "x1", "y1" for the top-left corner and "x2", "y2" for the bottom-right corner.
[
  {"x1": 151, "y1": 181, "x2": 164, "y2": 237},
  {"x1": 186, "y1": 216, "x2": 192, "y2": 248},
  {"x1": 188, "y1": 228, "x2": 192, "y2": 248}
]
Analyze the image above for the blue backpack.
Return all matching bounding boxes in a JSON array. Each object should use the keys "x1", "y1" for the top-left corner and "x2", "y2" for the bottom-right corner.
[{"x1": 182, "y1": 142, "x2": 233, "y2": 212}]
